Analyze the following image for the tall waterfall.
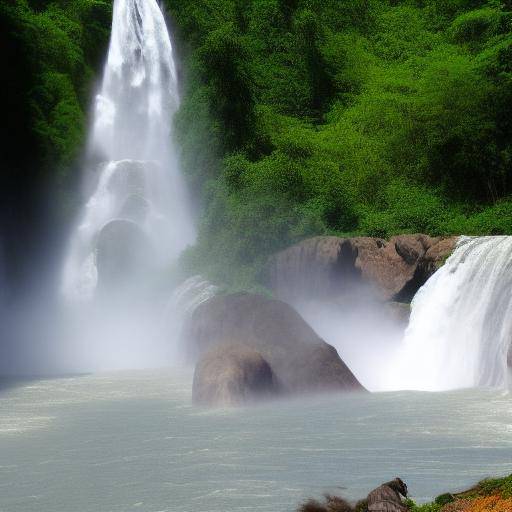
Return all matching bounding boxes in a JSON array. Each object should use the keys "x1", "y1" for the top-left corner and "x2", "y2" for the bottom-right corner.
[
  {"x1": 387, "y1": 236, "x2": 512, "y2": 391},
  {"x1": 62, "y1": 0, "x2": 194, "y2": 300}
]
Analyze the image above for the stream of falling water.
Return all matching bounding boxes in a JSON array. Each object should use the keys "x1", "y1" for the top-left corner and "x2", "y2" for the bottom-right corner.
[
  {"x1": 54, "y1": 0, "x2": 195, "y2": 371},
  {"x1": 62, "y1": 0, "x2": 194, "y2": 301}
]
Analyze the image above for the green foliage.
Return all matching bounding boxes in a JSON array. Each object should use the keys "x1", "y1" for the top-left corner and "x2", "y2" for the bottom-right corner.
[
  {"x1": 165, "y1": 0, "x2": 512, "y2": 288},
  {"x1": 434, "y1": 493, "x2": 455, "y2": 506},
  {"x1": 478, "y1": 474, "x2": 512, "y2": 498},
  {"x1": 1, "y1": 0, "x2": 111, "y2": 189},
  {"x1": 404, "y1": 498, "x2": 442, "y2": 512},
  {"x1": 4, "y1": 0, "x2": 512, "y2": 291},
  {"x1": 450, "y1": 7, "x2": 504, "y2": 45}
]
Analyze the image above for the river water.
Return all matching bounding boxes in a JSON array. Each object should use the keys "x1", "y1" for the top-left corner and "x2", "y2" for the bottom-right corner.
[{"x1": 1, "y1": 370, "x2": 512, "y2": 512}]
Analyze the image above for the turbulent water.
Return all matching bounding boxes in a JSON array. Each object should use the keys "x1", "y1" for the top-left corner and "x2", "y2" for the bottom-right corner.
[
  {"x1": 385, "y1": 237, "x2": 512, "y2": 391},
  {"x1": 1, "y1": 371, "x2": 512, "y2": 512},
  {"x1": 62, "y1": 0, "x2": 194, "y2": 300}
]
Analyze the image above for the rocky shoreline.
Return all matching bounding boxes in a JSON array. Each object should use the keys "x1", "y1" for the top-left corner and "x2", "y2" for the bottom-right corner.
[{"x1": 296, "y1": 474, "x2": 512, "y2": 512}]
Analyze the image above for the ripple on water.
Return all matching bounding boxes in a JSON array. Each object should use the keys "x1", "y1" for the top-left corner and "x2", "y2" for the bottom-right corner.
[{"x1": 0, "y1": 370, "x2": 511, "y2": 512}]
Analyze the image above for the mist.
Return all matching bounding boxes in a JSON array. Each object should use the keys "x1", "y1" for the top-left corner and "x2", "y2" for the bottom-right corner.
[
  {"x1": 1, "y1": 0, "x2": 196, "y2": 376},
  {"x1": 286, "y1": 288, "x2": 408, "y2": 392}
]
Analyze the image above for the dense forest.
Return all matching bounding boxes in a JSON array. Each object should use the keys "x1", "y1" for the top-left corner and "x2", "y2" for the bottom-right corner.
[{"x1": 2, "y1": 0, "x2": 512, "y2": 292}]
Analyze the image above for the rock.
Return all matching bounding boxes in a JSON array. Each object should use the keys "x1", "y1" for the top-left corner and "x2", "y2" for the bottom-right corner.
[
  {"x1": 267, "y1": 235, "x2": 457, "y2": 303},
  {"x1": 96, "y1": 219, "x2": 152, "y2": 290},
  {"x1": 367, "y1": 478, "x2": 409, "y2": 512},
  {"x1": 119, "y1": 194, "x2": 150, "y2": 223},
  {"x1": 185, "y1": 293, "x2": 365, "y2": 395},
  {"x1": 192, "y1": 343, "x2": 278, "y2": 406}
]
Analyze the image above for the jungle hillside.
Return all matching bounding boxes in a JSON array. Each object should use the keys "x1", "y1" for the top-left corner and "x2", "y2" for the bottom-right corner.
[{"x1": 2, "y1": 0, "x2": 512, "y2": 291}]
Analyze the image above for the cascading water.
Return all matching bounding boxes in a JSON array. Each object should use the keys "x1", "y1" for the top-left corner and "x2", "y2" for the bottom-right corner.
[
  {"x1": 62, "y1": 0, "x2": 194, "y2": 300},
  {"x1": 386, "y1": 236, "x2": 512, "y2": 391},
  {"x1": 54, "y1": 0, "x2": 195, "y2": 371}
]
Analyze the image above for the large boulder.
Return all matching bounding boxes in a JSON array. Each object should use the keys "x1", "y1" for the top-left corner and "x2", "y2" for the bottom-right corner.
[
  {"x1": 96, "y1": 219, "x2": 152, "y2": 290},
  {"x1": 184, "y1": 293, "x2": 365, "y2": 395},
  {"x1": 267, "y1": 235, "x2": 457, "y2": 303},
  {"x1": 192, "y1": 343, "x2": 278, "y2": 406}
]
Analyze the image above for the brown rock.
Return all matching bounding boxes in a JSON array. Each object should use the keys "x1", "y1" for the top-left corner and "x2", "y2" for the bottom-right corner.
[
  {"x1": 192, "y1": 343, "x2": 278, "y2": 406},
  {"x1": 185, "y1": 293, "x2": 365, "y2": 395},
  {"x1": 367, "y1": 478, "x2": 409, "y2": 512},
  {"x1": 267, "y1": 235, "x2": 458, "y2": 303}
]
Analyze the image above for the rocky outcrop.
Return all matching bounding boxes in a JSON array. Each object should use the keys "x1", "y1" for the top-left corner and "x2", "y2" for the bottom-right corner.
[
  {"x1": 184, "y1": 293, "x2": 365, "y2": 396},
  {"x1": 267, "y1": 235, "x2": 457, "y2": 303},
  {"x1": 192, "y1": 343, "x2": 278, "y2": 406}
]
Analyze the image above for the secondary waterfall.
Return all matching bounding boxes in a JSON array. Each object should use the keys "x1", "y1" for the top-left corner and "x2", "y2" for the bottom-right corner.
[
  {"x1": 62, "y1": 0, "x2": 194, "y2": 300},
  {"x1": 387, "y1": 236, "x2": 512, "y2": 391}
]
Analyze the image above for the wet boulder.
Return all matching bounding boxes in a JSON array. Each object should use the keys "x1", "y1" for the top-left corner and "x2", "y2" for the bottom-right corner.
[
  {"x1": 96, "y1": 219, "x2": 152, "y2": 290},
  {"x1": 185, "y1": 293, "x2": 365, "y2": 396},
  {"x1": 192, "y1": 343, "x2": 278, "y2": 406},
  {"x1": 367, "y1": 478, "x2": 409, "y2": 512}
]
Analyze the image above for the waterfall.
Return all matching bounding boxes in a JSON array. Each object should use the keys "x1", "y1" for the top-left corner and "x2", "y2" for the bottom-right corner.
[
  {"x1": 62, "y1": 0, "x2": 194, "y2": 300},
  {"x1": 386, "y1": 236, "x2": 512, "y2": 391}
]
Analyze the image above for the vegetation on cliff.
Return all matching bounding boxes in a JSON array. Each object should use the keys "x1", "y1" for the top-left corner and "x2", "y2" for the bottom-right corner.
[
  {"x1": 2, "y1": 0, "x2": 512, "y2": 291},
  {"x1": 165, "y1": 0, "x2": 512, "y2": 287}
]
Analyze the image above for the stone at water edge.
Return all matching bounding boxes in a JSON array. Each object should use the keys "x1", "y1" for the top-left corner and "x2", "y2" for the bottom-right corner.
[
  {"x1": 193, "y1": 343, "x2": 278, "y2": 406},
  {"x1": 184, "y1": 292, "x2": 365, "y2": 395}
]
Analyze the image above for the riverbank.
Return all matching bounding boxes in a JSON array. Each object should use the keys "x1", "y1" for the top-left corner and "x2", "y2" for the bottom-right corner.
[
  {"x1": 298, "y1": 474, "x2": 512, "y2": 512},
  {"x1": 408, "y1": 474, "x2": 512, "y2": 512}
]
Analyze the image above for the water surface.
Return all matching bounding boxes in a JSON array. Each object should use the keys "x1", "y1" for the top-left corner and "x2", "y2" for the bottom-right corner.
[{"x1": 1, "y1": 370, "x2": 511, "y2": 512}]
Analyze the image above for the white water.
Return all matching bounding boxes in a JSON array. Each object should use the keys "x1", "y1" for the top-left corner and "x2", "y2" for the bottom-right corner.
[
  {"x1": 384, "y1": 236, "x2": 512, "y2": 391},
  {"x1": 62, "y1": 0, "x2": 194, "y2": 300}
]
